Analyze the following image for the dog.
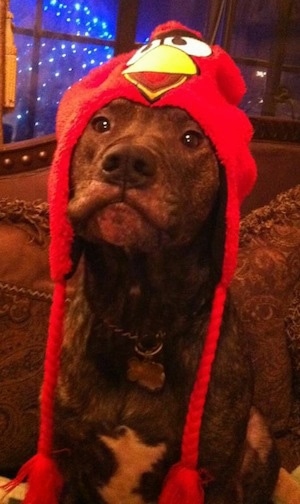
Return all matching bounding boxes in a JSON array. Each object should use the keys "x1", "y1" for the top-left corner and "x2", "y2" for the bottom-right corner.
[{"x1": 53, "y1": 98, "x2": 280, "y2": 503}]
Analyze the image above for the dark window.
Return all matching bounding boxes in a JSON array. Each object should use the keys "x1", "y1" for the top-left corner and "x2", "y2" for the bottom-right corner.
[
  {"x1": 136, "y1": 0, "x2": 208, "y2": 42},
  {"x1": 5, "y1": 0, "x2": 118, "y2": 141},
  {"x1": 3, "y1": 0, "x2": 300, "y2": 143}
]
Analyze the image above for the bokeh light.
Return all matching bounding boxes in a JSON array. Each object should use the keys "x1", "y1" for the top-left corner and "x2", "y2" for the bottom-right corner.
[{"x1": 5, "y1": 0, "x2": 117, "y2": 140}]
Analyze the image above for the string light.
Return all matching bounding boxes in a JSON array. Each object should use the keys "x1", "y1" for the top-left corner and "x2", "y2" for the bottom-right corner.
[{"x1": 6, "y1": 0, "x2": 116, "y2": 140}]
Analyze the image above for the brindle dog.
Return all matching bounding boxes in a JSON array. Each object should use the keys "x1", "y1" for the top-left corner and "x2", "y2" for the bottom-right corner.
[{"x1": 54, "y1": 99, "x2": 279, "y2": 503}]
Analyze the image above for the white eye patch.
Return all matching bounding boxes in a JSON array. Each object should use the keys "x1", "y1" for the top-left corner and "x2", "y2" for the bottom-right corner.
[{"x1": 126, "y1": 39, "x2": 161, "y2": 65}]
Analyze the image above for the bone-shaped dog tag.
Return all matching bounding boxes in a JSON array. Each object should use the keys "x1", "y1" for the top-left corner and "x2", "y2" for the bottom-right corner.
[{"x1": 127, "y1": 357, "x2": 165, "y2": 392}]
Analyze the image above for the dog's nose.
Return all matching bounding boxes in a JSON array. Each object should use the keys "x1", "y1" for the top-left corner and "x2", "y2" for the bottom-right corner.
[{"x1": 102, "y1": 145, "x2": 156, "y2": 188}]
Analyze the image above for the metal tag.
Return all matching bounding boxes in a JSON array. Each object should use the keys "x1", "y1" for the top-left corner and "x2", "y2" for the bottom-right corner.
[{"x1": 127, "y1": 357, "x2": 165, "y2": 392}]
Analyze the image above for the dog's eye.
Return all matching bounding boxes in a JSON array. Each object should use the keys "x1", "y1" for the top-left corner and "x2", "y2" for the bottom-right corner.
[
  {"x1": 91, "y1": 116, "x2": 111, "y2": 133},
  {"x1": 181, "y1": 130, "x2": 203, "y2": 148}
]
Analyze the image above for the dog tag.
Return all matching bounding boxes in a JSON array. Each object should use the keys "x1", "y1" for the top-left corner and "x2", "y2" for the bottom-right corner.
[{"x1": 127, "y1": 357, "x2": 165, "y2": 392}]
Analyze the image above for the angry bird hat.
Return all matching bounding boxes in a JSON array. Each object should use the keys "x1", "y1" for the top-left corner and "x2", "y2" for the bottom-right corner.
[{"x1": 5, "y1": 21, "x2": 256, "y2": 504}]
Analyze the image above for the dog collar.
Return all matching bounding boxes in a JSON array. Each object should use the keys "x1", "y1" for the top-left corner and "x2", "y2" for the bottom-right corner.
[{"x1": 100, "y1": 317, "x2": 166, "y2": 392}]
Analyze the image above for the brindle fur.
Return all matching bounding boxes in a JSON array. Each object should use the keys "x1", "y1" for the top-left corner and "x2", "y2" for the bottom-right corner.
[{"x1": 54, "y1": 99, "x2": 279, "y2": 503}]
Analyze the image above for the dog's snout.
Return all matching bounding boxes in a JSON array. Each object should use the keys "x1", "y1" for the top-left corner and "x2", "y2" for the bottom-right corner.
[{"x1": 102, "y1": 145, "x2": 156, "y2": 188}]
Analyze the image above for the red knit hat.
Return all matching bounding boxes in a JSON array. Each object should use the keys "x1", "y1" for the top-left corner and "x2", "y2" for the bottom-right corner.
[{"x1": 4, "y1": 21, "x2": 256, "y2": 504}]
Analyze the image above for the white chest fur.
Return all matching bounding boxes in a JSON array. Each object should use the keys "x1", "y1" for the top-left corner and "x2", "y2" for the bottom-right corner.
[{"x1": 98, "y1": 427, "x2": 166, "y2": 504}]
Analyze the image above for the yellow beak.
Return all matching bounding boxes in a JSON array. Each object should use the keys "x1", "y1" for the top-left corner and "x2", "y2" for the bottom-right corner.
[{"x1": 123, "y1": 44, "x2": 197, "y2": 101}]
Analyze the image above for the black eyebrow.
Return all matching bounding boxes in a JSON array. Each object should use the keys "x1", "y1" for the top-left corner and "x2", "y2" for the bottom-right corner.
[{"x1": 154, "y1": 30, "x2": 203, "y2": 42}]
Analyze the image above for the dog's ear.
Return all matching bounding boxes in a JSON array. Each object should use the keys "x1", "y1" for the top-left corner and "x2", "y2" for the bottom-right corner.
[
  {"x1": 210, "y1": 165, "x2": 227, "y2": 283},
  {"x1": 64, "y1": 235, "x2": 84, "y2": 280}
]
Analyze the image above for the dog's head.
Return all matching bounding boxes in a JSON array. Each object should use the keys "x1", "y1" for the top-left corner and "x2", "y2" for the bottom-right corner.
[{"x1": 68, "y1": 98, "x2": 220, "y2": 253}]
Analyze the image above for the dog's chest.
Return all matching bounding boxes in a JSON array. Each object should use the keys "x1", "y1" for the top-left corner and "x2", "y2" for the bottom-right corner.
[{"x1": 98, "y1": 426, "x2": 166, "y2": 504}]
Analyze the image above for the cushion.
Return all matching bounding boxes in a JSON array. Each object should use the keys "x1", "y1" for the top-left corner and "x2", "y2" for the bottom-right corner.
[
  {"x1": 0, "y1": 199, "x2": 52, "y2": 474},
  {"x1": 233, "y1": 184, "x2": 300, "y2": 471}
]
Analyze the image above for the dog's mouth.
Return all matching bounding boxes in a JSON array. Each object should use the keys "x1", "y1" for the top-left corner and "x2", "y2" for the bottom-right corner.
[
  {"x1": 68, "y1": 183, "x2": 173, "y2": 252},
  {"x1": 89, "y1": 200, "x2": 168, "y2": 251}
]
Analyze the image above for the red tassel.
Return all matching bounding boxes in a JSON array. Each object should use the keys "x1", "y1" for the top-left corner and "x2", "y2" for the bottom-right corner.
[
  {"x1": 2, "y1": 454, "x2": 63, "y2": 504},
  {"x1": 159, "y1": 463, "x2": 205, "y2": 504}
]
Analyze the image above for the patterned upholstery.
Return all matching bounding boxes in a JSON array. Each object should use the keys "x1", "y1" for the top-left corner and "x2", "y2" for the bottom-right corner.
[
  {"x1": 233, "y1": 184, "x2": 300, "y2": 471},
  {"x1": 0, "y1": 200, "x2": 52, "y2": 474}
]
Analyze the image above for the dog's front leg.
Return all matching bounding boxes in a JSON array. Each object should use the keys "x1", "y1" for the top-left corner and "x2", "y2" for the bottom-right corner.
[{"x1": 237, "y1": 407, "x2": 280, "y2": 504}]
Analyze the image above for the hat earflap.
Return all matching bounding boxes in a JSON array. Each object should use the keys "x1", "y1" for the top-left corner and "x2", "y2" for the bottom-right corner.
[
  {"x1": 64, "y1": 235, "x2": 84, "y2": 280},
  {"x1": 210, "y1": 166, "x2": 228, "y2": 283}
]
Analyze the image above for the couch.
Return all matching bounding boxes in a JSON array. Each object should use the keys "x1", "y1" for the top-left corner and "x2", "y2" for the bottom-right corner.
[{"x1": 0, "y1": 123, "x2": 300, "y2": 481}]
